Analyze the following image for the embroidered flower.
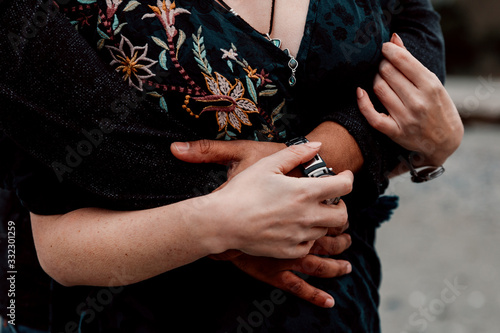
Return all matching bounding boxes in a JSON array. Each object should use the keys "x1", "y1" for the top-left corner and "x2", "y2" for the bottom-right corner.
[
  {"x1": 142, "y1": 0, "x2": 190, "y2": 38},
  {"x1": 194, "y1": 72, "x2": 259, "y2": 132},
  {"x1": 107, "y1": 35, "x2": 158, "y2": 91},
  {"x1": 256, "y1": 69, "x2": 272, "y2": 87},
  {"x1": 220, "y1": 48, "x2": 238, "y2": 61},
  {"x1": 105, "y1": 0, "x2": 122, "y2": 18},
  {"x1": 243, "y1": 66, "x2": 260, "y2": 80}
]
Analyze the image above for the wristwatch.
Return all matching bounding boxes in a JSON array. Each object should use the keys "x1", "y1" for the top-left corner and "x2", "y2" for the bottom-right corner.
[{"x1": 285, "y1": 136, "x2": 340, "y2": 205}]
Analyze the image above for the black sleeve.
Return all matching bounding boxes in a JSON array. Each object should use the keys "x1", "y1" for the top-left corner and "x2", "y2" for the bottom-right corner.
[
  {"x1": 319, "y1": 0, "x2": 445, "y2": 208},
  {"x1": 0, "y1": 0, "x2": 227, "y2": 214}
]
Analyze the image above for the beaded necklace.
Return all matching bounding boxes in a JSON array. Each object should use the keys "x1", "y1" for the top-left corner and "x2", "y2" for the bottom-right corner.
[{"x1": 216, "y1": 0, "x2": 298, "y2": 86}]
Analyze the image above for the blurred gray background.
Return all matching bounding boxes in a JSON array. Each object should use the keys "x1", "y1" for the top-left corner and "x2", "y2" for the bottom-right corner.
[{"x1": 377, "y1": 1, "x2": 500, "y2": 332}]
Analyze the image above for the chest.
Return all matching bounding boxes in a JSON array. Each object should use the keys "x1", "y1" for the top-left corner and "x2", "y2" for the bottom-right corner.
[{"x1": 217, "y1": 0, "x2": 310, "y2": 57}]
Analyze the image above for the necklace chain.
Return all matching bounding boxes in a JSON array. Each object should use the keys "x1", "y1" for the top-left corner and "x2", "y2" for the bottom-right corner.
[{"x1": 216, "y1": 0, "x2": 297, "y2": 86}]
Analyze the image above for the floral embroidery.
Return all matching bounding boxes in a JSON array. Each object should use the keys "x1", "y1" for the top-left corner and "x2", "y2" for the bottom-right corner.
[
  {"x1": 142, "y1": 0, "x2": 190, "y2": 38},
  {"x1": 106, "y1": 35, "x2": 158, "y2": 91},
  {"x1": 92, "y1": 0, "x2": 288, "y2": 139},
  {"x1": 186, "y1": 72, "x2": 259, "y2": 133},
  {"x1": 220, "y1": 48, "x2": 238, "y2": 61}
]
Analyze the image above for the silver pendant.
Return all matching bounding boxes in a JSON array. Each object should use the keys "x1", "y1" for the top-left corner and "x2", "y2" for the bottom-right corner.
[
  {"x1": 266, "y1": 35, "x2": 298, "y2": 86},
  {"x1": 284, "y1": 49, "x2": 298, "y2": 86}
]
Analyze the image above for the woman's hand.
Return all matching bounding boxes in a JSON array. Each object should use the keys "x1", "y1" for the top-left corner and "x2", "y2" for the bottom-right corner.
[
  {"x1": 31, "y1": 143, "x2": 351, "y2": 287},
  {"x1": 205, "y1": 143, "x2": 353, "y2": 259},
  {"x1": 172, "y1": 139, "x2": 354, "y2": 307},
  {"x1": 357, "y1": 33, "x2": 464, "y2": 167}
]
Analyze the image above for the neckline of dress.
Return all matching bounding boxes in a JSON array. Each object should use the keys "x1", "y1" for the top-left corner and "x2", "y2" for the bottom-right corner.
[
  {"x1": 211, "y1": 0, "x2": 314, "y2": 59},
  {"x1": 210, "y1": 0, "x2": 316, "y2": 86}
]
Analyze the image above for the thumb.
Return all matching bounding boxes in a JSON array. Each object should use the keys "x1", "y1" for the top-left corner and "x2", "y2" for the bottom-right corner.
[
  {"x1": 257, "y1": 142, "x2": 322, "y2": 175},
  {"x1": 170, "y1": 140, "x2": 241, "y2": 165}
]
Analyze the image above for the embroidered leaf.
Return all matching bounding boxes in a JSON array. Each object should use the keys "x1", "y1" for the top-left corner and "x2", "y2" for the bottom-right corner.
[
  {"x1": 216, "y1": 132, "x2": 226, "y2": 140},
  {"x1": 151, "y1": 36, "x2": 169, "y2": 50},
  {"x1": 227, "y1": 60, "x2": 234, "y2": 72},
  {"x1": 231, "y1": 80, "x2": 244, "y2": 99},
  {"x1": 97, "y1": 38, "x2": 106, "y2": 50},
  {"x1": 216, "y1": 111, "x2": 227, "y2": 130},
  {"x1": 234, "y1": 107, "x2": 251, "y2": 125},
  {"x1": 245, "y1": 76, "x2": 257, "y2": 103},
  {"x1": 216, "y1": 73, "x2": 231, "y2": 96},
  {"x1": 159, "y1": 97, "x2": 168, "y2": 112},
  {"x1": 205, "y1": 75, "x2": 220, "y2": 95},
  {"x1": 205, "y1": 60, "x2": 212, "y2": 74},
  {"x1": 159, "y1": 50, "x2": 168, "y2": 70},
  {"x1": 192, "y1": 27, "x2": 211, "y2": 75},
  {"x1": 112, "y1": 15, "x2": 119, "y2": 31},
  {"x1": 114, "y1": 23, "x2": 128, "y2": 35},
  {"x1": 226, "y1": 131, "x2": 237, "y2": 139},
  {"x1": 77, "y1": 0, "x2": 96, "y2": 4},
  {"x1": 265, "y1": 84, "x2": 277, "y2": 89},
  {"x1": 237, "y1": 99, "x2": 258, "y2": 112},
  {"x1": 176, "y1": 30, "x2": 186, "y2": 52},
  {"x1": 123, "y1": 0, "x2": 141, "y2": 11},
  {"x1": 194, "y1": 57, "x2": 211, "y2": 75},
  {"x1": 147, "y1": 92, "x2": 163, "y2": 98},
  {"x1": 271, "y1": 99, "x2": 286, "y2": 118},
  {"x1": 259, "y1": 89, "x2": 278, "y2": 97},
  {"x1": 96, "y1": 27, "x2": 110, "y2": 39}
]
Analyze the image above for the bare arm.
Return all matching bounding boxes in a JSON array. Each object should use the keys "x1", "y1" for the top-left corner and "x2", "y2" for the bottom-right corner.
[{"x1": 31, "y1": 144, "x2": 353, "y2": 287}]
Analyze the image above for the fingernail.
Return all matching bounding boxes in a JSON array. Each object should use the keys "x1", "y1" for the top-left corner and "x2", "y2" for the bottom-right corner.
[
  {"x1": 346, "y1": 263, "x2": 352, "y2": 274},
  {"x1": 324, "y1": 298, "x2": 335, "y2": 308},
  {"x1": 173, "y1": 142, "x2": 190, "y2": 152},
  {"x1": 393, "y1": 33, "x2": 404, "y2": 46},
  {"x1": 304, "y1": 141, "x2": 322, "y2": 149},
  {"x1": 356, "y1": 87, "x2": 364, "y2": 99}
]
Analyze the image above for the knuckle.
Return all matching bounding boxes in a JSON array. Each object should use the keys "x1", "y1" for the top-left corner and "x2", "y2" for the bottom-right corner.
[
  {"x1": 296, "y1": 187, "x2": 316, "y2": 203},
  {"x1": 340, "y1": 177, "x2": 353, "y2": 194},
  {"x1": 337, "y1": 209, "x2": 349, "y2": 226},
  {"x1": 308, "y1": 289, "x2": 321, "y2": 303},
  {"x1": 368, "y1": 114, "x2": 384, "y2": 128},
  {"x1": 328, "y1": 240, "x2": 340, "y2": 254},
  {"x1": 373, "y1": 80, "x2": 386, "y2": 97},
  {"x1": 286, "y1": 279, "x2": 305, "y2": 294},
  {"x1": 198, "y1": 139, "x2": 214, "y2": 155},
  {"x1": 379, "y1": 60, "x2": 393, "y2": 78},
  {"x1": 394, "y1": 49, "x2": 411, "y2": 64},
  {"x1": 310, "y1": 260, "x2": 328, "y2": 276},
  {"x1": 407, "y1": 95, "x2": 427, "y2": 112}
]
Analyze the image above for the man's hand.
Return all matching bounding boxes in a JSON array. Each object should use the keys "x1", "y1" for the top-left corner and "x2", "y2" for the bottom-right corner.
[
  {"x1": 171, "y1": 139, "x2": 303, "y2": 181},
  {"x1": 230, "y1": 232, "x2": 352, "y2": 309}
]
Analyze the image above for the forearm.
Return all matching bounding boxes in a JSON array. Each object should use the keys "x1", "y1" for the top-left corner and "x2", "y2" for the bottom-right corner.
[
  {"x1": 305, "y1": 121, "x2": 363, "y2": 174},
  {"x1": 31, "y1": 196, "x2": 218, "y2": 287}
]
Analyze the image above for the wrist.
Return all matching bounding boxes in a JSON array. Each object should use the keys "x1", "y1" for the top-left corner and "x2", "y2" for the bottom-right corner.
[{"x1": 182, "y1": 192, "x2": 231, "y2": 256}]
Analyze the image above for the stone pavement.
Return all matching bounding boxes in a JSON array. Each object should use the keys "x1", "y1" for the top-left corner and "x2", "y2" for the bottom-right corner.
[
  {"x1": 376, "y1": 80, "x2": 500, "y2": 333},
  {"x1": 445, "y1": 75, "x2": 500, "y2": 122}
]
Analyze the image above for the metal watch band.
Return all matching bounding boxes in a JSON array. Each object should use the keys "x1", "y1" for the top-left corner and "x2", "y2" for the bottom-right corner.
[
  {"x1": 285, "y1": 137, "x2": 336, "y2": 177},
  {"x1": 285, "y1": 136, "x2": 340, "y2": 205},
  {"x1": 401, "y1": 152, "x2": 445, "y2": 183}
]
